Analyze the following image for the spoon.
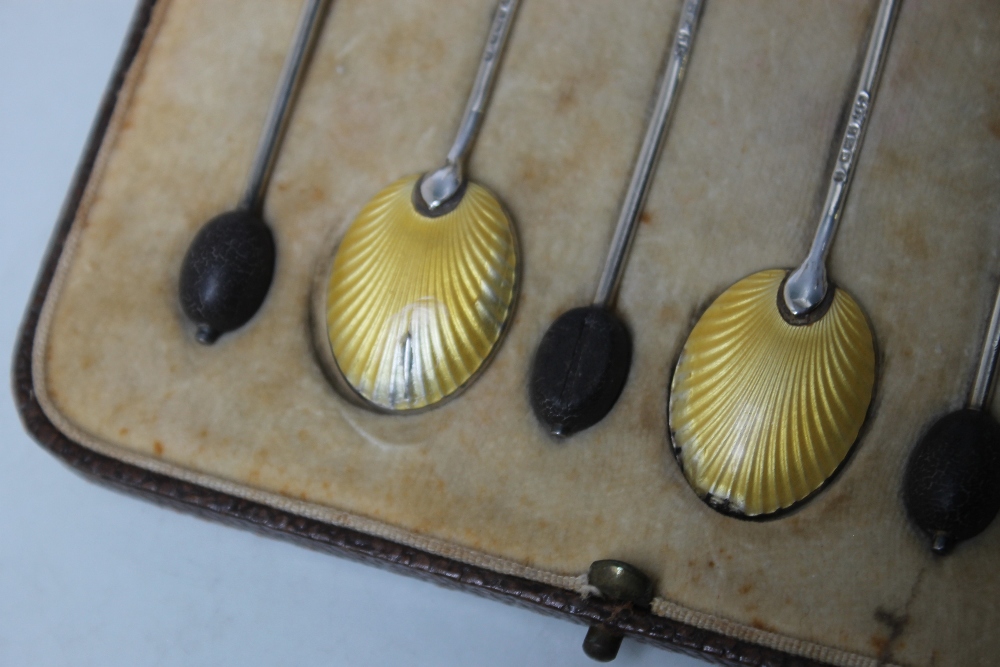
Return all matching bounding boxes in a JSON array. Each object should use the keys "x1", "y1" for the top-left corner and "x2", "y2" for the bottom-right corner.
[
  {"x1": 322, "y1": 0, "x2": 520, "y2": 412},
  {"x1": 179, "y1": 0, "x2": 327, "y2": 344},
  {"x1": 668, "y1": 0, "x2": 898, "y2": 518},
  {"x1": 529, "y1": 0, "x2": 704, "y2": 437},
  {"x1": 903, "y1": 273, "x2": 1000, "y2": 554}
]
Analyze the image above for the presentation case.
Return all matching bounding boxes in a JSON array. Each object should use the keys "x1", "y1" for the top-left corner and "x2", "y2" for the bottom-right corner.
[{"x1": 15, "y1": 1, "x2": 1000, "y2": 664}]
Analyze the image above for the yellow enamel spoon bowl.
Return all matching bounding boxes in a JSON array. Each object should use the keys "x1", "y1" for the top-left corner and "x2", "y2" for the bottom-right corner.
[
  {"x1": 669, "y1": 0, "x2": 898, "y2": 517},
  {"x1": 323, "y1": 0, "x2": 520, "y2": 412}
]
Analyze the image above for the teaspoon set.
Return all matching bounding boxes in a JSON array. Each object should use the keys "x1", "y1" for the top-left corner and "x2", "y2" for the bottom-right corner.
[{"x1": 176, "y1": 0, "x2": 1000, "y2": 554}]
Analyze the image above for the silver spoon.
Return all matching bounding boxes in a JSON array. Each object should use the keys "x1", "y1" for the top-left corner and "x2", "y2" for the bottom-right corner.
[
  {"x1": 904, "y1": 269, "x2": 1000, "y2": 554},
  {"x1": 179, "y1": 0, "x2": 327, "y2": 344},
  {"x1": 529, "y1": 0, "x2": 704, "y2": 437},
  {"x1": 322, "y1": 0, "x2": 521, "y2": 412},
  {"x1": 668, "y1": 0, "x2": 897, "y2": 517}
]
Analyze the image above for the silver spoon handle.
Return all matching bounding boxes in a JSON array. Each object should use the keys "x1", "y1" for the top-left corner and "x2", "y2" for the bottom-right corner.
[
  {"x1": 969, "y1": 277, "x2": 1000, "y2": 410},
  {"x1": 593, "y1": 0, "x2": 703, "y2": 308},
  {"x1": 447, "y1": 0, "x2": 520, "y2": 169},
  {"x1": 420, "y1": 0, "x2": 520, "y2": 210},
  {"x1": 240, "y1": 0, "x2": 327, "y2": 212},
  {"x1": 782, "y1": 0, "x2": 899, "y2": 316}
]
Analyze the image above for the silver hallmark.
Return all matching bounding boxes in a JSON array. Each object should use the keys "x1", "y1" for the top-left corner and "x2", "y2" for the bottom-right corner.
[{"x1": 834, "y1": 92, "x2": 870, "y2": 182}]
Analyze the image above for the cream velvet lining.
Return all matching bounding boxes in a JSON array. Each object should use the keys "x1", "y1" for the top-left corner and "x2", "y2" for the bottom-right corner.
[{"x1": 34, "y1": 1, "x2": 1000, "y2": 665}]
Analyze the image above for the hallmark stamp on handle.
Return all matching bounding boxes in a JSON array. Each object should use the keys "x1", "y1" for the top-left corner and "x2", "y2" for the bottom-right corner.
[{"x1": 834, "y1": 91, "x2": 870, "y2": 182}]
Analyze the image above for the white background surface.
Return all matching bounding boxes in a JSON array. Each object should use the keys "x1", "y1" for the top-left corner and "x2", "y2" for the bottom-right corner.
[{"x1": 0, "y1": 3, "x2": 710, "y2": 665}]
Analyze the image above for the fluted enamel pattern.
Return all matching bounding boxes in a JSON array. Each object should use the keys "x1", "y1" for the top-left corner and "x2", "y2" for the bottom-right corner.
[
  {"x1": 326, "y1": 175, "x2": 517, "y2": 411},
  {"x1": 669, "y1": 269, "x2": 875, "y2": 516}
]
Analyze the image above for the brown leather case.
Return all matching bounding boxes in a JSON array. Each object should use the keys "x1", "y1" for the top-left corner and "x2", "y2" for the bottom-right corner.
[{"x1": 16, "y1": 1, "x2": 1000, "y2": 665}]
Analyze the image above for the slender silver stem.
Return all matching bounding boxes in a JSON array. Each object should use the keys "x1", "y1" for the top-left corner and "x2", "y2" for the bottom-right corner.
[
  {"x1": 239, "y1": 0, "x2": 327, "y2": 212},
  {"x1": 593, "y1": 0, "x2": 703, "y2": 308},
  {"x1": 782, "y1": 0, "x2": 899, "y2": 316},
  {"x1": 419, "y1": 0, "x2": 520, "y2": 210},
  {"x1": 968, "y1": 276, "x2": 1000, "y2": 410}
]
